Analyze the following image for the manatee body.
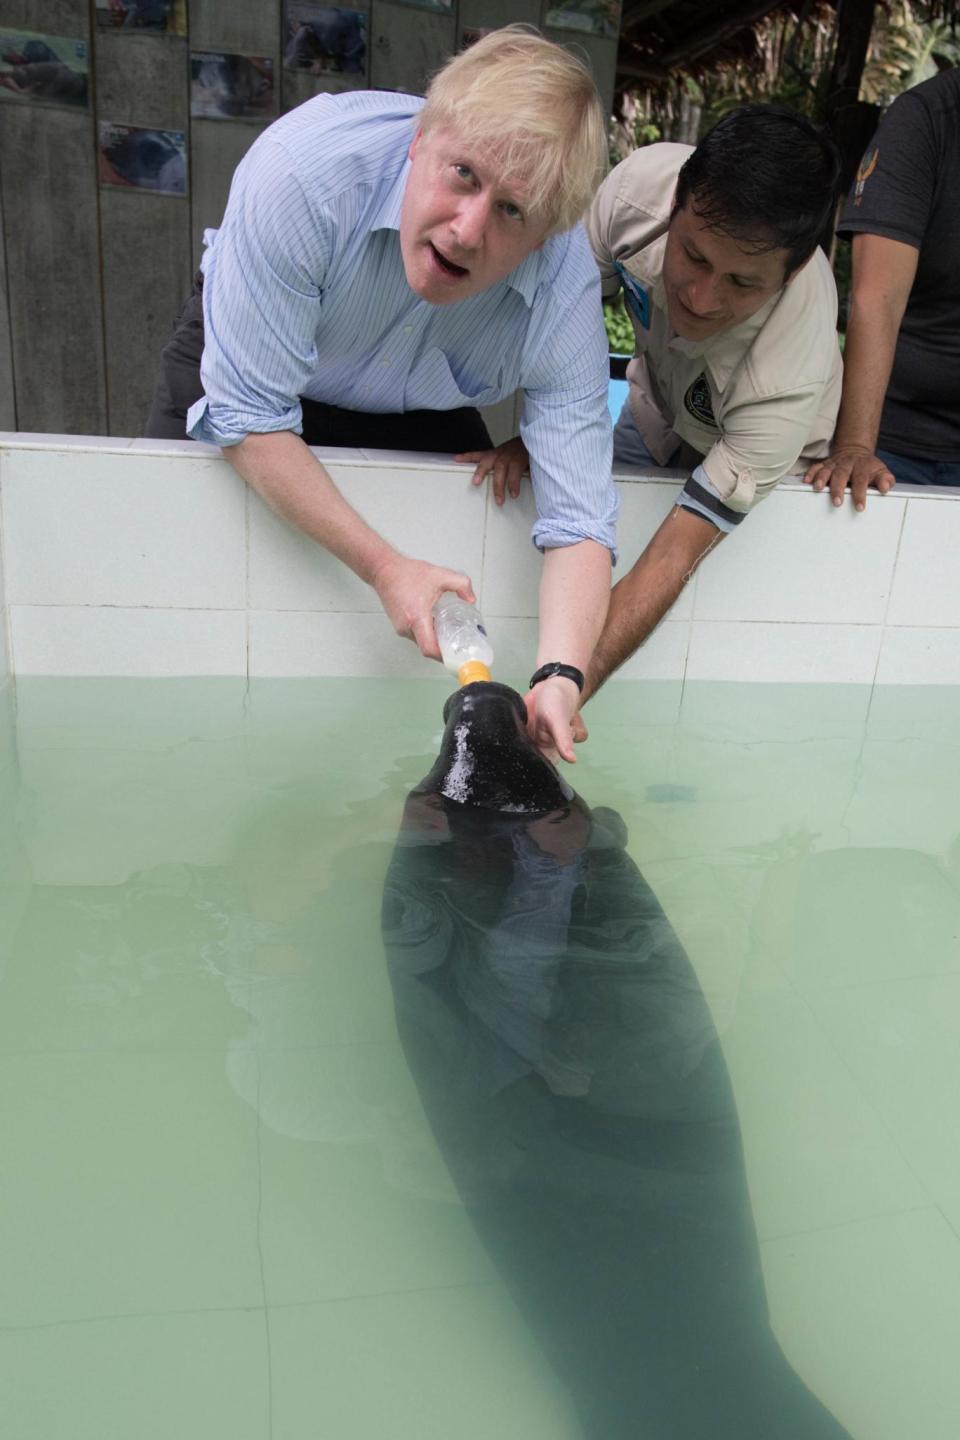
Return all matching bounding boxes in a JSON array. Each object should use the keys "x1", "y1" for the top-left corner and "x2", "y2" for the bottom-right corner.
[{"x1": 383, "y1": 681, "x2": 851, "y2": 1439}]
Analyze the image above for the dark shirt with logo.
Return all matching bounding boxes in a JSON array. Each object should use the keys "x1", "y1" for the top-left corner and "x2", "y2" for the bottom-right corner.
[{"x1": 839, "y1": 69, "x2": 960, "y2": 460}]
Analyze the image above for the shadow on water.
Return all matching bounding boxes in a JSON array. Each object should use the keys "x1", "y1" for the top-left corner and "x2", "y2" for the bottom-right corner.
[{"x1": 382, "y1": 682, "x2": 853, "y2": 1440}]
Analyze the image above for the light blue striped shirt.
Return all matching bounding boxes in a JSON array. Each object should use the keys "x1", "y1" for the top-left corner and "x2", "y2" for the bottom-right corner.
[{"x1": 187, "y1": 90, "x2": 618, "y2": 554}]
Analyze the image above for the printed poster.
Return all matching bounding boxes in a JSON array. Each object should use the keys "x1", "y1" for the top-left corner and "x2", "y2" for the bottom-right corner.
[
  {"x1": 98, "y1": 122, "x2": 187, "y2": 197},
  {"x1": 545, "y1": 1, "x2": 620, "y2": 39},
  {"x1": 284, "y1": 5, "x2": 368, "y2": 76},
  {"x1": 0, "y1": 29, "x2": 88, "y2": 109},
  {"x1": 95, "y1": 2, "x2": 187, "y2": 35},
  {"x1": 191, "y1": 52, "x2": 275, "y2": 121}
]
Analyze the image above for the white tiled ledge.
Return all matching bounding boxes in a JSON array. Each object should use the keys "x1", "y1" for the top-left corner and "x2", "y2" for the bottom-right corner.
[{"x1": 2, "y1": 433, "x2": 960, "y2": 682}]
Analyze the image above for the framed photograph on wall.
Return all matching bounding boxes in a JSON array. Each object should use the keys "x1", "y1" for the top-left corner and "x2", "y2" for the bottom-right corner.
[
  {"x1": 95, "y1": 1, "x2": 187, "y2": 35},
  {"x1": 385, "y1": 0, "x2": 453, "y2": 12},
  {"x1": 0, "y1": 29, "x2": 88, "y2": 108},
  {"x1": 98, "y1": 122, "x2": 187, "y2": 196},
  {"x1": 545, "y1": 1, "x2": 620, "y2": 39},
  {"x1": 191, "y1": 52, "x2": 275, "y2": 121},
  {"x1": 283, "y1": 4, "x2": 368, "y2": 78}
]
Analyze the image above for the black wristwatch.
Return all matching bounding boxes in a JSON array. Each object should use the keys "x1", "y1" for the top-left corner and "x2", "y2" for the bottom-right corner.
[{"x1": 529, "y1": 662, "x2": 585, "y2": 693}]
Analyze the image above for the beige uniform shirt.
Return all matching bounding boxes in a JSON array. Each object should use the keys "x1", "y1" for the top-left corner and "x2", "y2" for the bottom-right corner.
[{"x1": 588, "y1": 143, "x2": 843, "y2": 517}]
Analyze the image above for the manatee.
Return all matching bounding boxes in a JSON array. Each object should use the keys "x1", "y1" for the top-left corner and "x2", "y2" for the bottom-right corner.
[{"x1": 382, "y1": 680, "x2": 852, "y2": 1438}]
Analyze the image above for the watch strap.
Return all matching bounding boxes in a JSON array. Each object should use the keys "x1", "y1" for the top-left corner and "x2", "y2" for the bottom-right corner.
[{"x1": 528, "y1": 662, "x2": 585, "y2": 693}]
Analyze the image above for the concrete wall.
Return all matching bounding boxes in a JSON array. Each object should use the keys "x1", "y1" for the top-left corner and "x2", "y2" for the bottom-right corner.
[
  {"x1": 2, "y1": 434, "x2": 960, "y2": 687},
  {"x1": 0, "y1": 1, "x2": 620, "y2": 439}
]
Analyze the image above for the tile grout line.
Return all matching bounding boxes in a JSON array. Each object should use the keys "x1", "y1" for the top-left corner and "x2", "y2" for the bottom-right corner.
[
  {"x1": 783, "y1": 979, "x2": 936, "y2": 1209},
  {"x1": 872, "y1": 491, "x2": 912, "y2": 689},
  {"x1": 0, "y1": 1302, "x2": 266, "y2": 1335},
  {"x1": 0, "y1": 1277, "x2": 505, "y2": 1337},
  {"x1": 758, "y1": 1201, "x2": 939, "y2": 1249},
  {"x1": 935, "y1": 1201, "x2": 960, "y2": 1247},
  {"x1": 837, "y1": 495, "x2": 913, "y2": 827},
  {"x1": 477, "y1": 470, "x2": 491, "y2": 619}
]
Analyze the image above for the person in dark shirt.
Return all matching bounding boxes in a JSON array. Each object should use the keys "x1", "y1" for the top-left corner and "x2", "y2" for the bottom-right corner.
[{"x1": 805, "y1": 68, "x2": 960, "y2": 509}]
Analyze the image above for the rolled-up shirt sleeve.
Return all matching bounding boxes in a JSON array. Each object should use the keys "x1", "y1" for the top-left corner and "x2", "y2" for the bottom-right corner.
[
  {"x1": 699, "y1": 384, "x2": 827, "y2": 514},
  {"x1": 519, "y1": 234, "x2": 619, "y2": 559},
  {"x1": 187, "y1": 137, "x2": 334, "y2": 447}
]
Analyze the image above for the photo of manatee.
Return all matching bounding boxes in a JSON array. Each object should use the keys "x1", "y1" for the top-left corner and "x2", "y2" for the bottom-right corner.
[
  {"x1": 0, "y1": 30, "x2": 88, "y2": 109},
  {"x1": 388, "y1": 0, "x2": 453, "y2": 11},
  {"x1": 98, "y1": 123, "x2": 187, "y2": 197},
  {"x1": 95, "y1": 1, "x2": 187, "y2": 33},
  {"x1": 191, "y1": 52, "x2": 275, "y2": 122},
  {"x1": 382, "y1": 680, "x2": 854, "y2": 1438},
  {"x1": 545, "y1": 0, "x2": 621, "y2": 39},
  {"x1": 283, "y1": 4, "x2": 367, "y2": 76}
]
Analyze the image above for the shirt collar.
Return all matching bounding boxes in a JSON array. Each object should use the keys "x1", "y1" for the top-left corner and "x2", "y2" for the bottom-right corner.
[
  {"x1": 369, "y1": 156, "x2": 545, "y2": 309},
  {"x1": 504, "y1": 247, "x2": 545, "y2": 307},
  {"x1": 369, "y1": 155, "x2": 409, "y2": 234}
]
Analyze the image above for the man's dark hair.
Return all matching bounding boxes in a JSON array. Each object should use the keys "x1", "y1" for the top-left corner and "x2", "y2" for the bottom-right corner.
[{"x1": 673, "y1": 105, "x2": 841, "y2": 276}]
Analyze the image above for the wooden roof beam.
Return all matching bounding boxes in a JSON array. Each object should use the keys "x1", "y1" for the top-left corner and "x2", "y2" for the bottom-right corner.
[
  {"x1": 615, "y1": 56, "x2": 671, "y2": 84},
  {"x1": 620, "y1": 0, "x2": 682, "y2": 32},
  {"x1": 659, "y1": 0, "x2": 787, "y2": 67}
]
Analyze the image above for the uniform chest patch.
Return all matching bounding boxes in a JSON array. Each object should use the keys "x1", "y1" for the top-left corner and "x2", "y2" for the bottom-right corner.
[{"x1": 684, "y1": 373, "x2": 717, "y2": 427}]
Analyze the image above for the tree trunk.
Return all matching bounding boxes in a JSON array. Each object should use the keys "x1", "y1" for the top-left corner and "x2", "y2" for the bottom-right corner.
[{"x1": 821, "y1": 0, "x2": 881, "y2": 192}]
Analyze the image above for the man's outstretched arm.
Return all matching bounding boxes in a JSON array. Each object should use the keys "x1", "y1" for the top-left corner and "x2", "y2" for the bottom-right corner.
[
  {"x1": 227, "y1": 430, "x2": 475, "y2": 659},
  {"x1": 526, "y1": 538, "x2": 611, "y2": 762},
  {"x1": 582, "y1": 506, "x2": 722, "y2": 703},
  {"x1": 804, "y1": 232, "x2": 918, "y2": 510}
]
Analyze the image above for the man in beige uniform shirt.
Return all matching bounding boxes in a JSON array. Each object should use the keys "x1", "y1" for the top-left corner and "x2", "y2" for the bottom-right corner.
[{"x1": 463, "y1": 106, "x2": 843, "y2": 715}]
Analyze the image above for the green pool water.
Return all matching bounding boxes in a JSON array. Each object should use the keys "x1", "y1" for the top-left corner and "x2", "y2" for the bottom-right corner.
[{"x1": 0, "y1": 676, "x2": 958, "y2": 1439}]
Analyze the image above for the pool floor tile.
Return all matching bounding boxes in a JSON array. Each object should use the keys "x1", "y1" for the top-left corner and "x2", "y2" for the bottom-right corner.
[
  {"x1": 257, "y1": 1043, "x2": 499, "y2": 1307},
  {"x1": 0, "y1": 1052, "x2": 263, "y2": 1326},
  {"x1": 0, "y1": 880, "x2": 250, "y2": 1056},
  {"x1": 802, "y1": 973, "x2": 960, "y2": 1204},
  {"x1": 762, "y1": 1207, "x2": 960, "y2": 1440},
  {"x1": 268, "y1": 1287, "x2": 581, "y2": 1439},
  {"x1": 938, "y1": 1194, "x2": 960, "y2": 1242},
  {"x1": 0, "y1": 1308, "x2": 270, "y2": 1440},
  {"x1": 718, "y1": 989, "x2": 926, "y2": 1241}
]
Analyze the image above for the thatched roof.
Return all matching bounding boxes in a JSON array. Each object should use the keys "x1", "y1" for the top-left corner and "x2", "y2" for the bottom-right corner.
[{"x1": 616, "y1": 0, "x2": 960, "y2": 86}]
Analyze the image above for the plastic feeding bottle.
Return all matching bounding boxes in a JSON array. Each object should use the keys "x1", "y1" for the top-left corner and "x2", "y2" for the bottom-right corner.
[{"x1": 432, "y1": 593, "x2": 494, "y2": 687}]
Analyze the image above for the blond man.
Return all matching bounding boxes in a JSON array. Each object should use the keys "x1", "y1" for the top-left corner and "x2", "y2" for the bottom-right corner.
[{"x1": 146, "y1": 27, "x2": 615, "y2": 760}]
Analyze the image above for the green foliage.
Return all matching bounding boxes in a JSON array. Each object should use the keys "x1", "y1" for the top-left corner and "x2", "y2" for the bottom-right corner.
[
  {"x1": 608, "y1": 3, "x2": 960, "y2": 340},
  {"x1": 604, "y1": 296, "x2": 634, "y2": 355},
  {"x1": 862, "y1": 1, "x2": 960, "y2": 103}
]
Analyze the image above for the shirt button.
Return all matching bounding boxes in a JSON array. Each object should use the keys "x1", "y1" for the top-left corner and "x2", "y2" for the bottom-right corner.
[
  {"x1": 403, "y1": 325, "x2": 412, "y2": 334},
  {"x1": 381, "y1": 357, "x2": 390, "y2": 366}
]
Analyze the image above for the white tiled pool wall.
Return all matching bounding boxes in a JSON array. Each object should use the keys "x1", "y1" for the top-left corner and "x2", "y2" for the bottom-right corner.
[
  {"x1": 0, "y1": 472, "x2": 11, "y2": 781},
  {"x1": 1, "y1": 432, "x2": 960, "y2": 686}
]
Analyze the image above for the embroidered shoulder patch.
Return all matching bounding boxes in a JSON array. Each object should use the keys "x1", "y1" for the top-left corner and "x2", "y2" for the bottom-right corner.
[
  {"x1": 615, "y1": 261, "x2": 651, "y2": 330},
  {"x1": 684, "y1": 373, "x2": 717, "y2": 427},
  {"x1": 853, "y1": 147, "x2": 879, "y2": 207}
]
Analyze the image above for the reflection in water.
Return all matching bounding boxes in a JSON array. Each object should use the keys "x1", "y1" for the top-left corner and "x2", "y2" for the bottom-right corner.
[{"x1": 383, "y1": 682, "x2": 852, "y2": 1439}]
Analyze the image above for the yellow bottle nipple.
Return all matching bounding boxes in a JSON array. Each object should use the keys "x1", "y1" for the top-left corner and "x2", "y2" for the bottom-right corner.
[{"x1": 457, "y1": 660, "x2": 492, "y2": 687}]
